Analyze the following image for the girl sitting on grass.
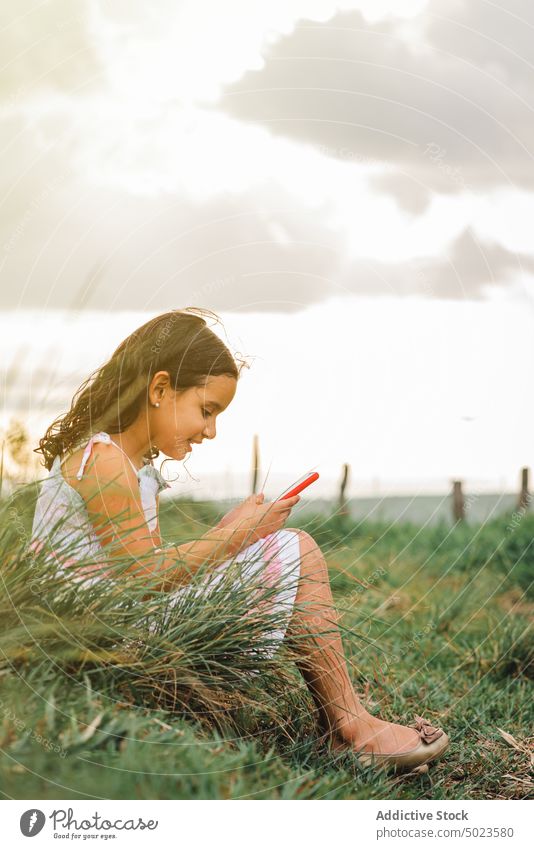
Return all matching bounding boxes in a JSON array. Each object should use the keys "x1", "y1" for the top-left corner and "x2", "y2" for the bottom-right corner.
[{"x1": 31, "y1": 307, "x2": 449, "y2": 774}]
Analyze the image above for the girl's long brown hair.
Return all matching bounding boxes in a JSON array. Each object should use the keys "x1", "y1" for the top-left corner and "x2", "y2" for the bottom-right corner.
[{"x1": 35, "y1": 307, "x2": 249, "y2": 471}]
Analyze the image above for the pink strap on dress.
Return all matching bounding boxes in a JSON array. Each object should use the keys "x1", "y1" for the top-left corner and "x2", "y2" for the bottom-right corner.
[{"x1": 76, "y1": 432, "x2": 139, "y2": 480}]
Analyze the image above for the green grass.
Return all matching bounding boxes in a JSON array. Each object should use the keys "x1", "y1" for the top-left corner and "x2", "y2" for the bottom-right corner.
[{"x1": 0, "y1": 489, "x2": 532, "y2": 800}]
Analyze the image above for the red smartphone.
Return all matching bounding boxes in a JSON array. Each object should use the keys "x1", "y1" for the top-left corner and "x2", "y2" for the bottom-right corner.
[{"x1": 277, "y1": 472, "x2": 319, "y2": 500}]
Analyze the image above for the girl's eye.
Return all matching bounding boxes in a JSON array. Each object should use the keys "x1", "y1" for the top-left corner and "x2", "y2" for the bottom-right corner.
[{"x1": 202, "y1": 408, "x2": 212, "y2": 418}]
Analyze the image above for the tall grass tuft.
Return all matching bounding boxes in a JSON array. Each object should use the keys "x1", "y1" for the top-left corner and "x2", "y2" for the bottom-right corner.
[{"x1": 0, "y1": 483, "x2": 368, "y2": 746}]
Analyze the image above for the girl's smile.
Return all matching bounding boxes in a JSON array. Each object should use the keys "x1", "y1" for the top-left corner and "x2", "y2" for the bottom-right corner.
[
  {"x1": 151, "y1": 373, "x2": 237, "y2": 464},
  {"x1": 107, "y1": 374, "x2": 236, "y2": 469}
]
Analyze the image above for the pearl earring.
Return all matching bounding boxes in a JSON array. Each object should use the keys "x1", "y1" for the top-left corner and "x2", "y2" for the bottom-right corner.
[{"x1": 153, "y1": 402, "x2": 160, "y2": 408}]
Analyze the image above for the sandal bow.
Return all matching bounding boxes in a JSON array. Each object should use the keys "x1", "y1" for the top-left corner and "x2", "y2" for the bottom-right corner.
[{"x1": 412, "y1": 714, "x2": 444, "y2": 744}]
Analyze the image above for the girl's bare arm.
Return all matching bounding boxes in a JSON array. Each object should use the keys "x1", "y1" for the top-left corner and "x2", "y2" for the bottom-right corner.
[{"x1": 73, "y1": 444, "x2": 257, "y2": 591}]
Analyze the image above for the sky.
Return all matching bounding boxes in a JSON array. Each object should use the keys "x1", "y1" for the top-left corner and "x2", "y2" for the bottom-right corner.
[{"x1": 1, "y1": 0, "x2": 534, "y2": 499}]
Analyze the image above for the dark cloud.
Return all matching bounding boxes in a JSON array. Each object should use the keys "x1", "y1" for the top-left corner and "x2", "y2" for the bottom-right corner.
[
  {"x1": 1, "y1": 1, "x2": 533, "y2": 314},
  {"x1": 337, "y1": 228, "x2": 534, "y2": 300},
  {"x1": 0, "y1": 150, "x2": 345, "y2": 312},
  {"x1": 0, "y1": 137, "x2": 534, "y2": 313},
  {"x1": 218, "y1": 2, "x2": 534, "y2": 202},
  {"x1": 416, "y1": 227, "x2": 534, "y2": 299},
  {"x1": 1, "y1": 123, "x2": 531, "y2": 310},
  {"x1": 427, "y1": 0, "x2": 534, "y2": 85},
  {"x1": 370, "y1": 172, "x2": 432, "y2": 214}
]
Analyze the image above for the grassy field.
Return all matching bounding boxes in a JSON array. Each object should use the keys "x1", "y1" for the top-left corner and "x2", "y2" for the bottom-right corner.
[{"x1": 0, "y1": 490, "x2": 532, "y2": 800}]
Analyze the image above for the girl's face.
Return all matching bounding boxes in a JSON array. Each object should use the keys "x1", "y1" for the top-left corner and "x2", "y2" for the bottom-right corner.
[{"x1": 150, "y1": 373, "x2": 237, "y2": 460}]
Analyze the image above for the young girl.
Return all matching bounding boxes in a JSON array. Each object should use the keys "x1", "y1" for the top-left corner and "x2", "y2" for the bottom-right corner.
[{"x1": 31, "y1": 307, "x2": 449, "y2": 774}]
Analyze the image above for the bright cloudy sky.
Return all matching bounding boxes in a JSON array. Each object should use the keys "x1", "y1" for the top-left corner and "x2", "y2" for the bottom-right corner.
[{"x1": 1, "y1": 0, "x2": 534, "y2": 498}]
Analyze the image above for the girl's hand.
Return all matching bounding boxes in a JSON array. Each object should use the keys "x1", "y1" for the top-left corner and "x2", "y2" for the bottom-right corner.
[
  {"x1": 215, "y1": 493, "x2": 265, "y2": 530},
  {"x1": 225, "y1": 492, "x2": 301, "y2": 543}
]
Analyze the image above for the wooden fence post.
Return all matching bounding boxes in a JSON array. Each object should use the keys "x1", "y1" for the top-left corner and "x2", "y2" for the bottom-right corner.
[
  {"x1": 251, "y1": 434, "x2": 260, "y2": 495},
  {"x1": 518, "y1": 467, "x2": 530, "y2": 512},
  {"x1": 452, "y1": 480, "x2": 465, "y2": 522},
  {"x1": 338, "y1": 463, "x2": 350, "y2": 516}
]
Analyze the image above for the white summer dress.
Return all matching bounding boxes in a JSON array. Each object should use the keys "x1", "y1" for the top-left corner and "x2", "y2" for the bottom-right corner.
[{"x1": 30, "y1": 432, "x2": 302, "y2": 656}]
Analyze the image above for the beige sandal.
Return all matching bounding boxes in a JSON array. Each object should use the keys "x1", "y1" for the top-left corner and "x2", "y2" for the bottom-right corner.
[{"x1": 330, "y1": 715, "x2": 450, "y2": 774}]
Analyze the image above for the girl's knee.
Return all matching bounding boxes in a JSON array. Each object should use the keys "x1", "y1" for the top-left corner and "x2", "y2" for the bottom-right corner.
[
  {"x1": 285, "y1": 527, "x2": 313, "y2": 544},
  {"x1": 285, "y1": 528, "x2": 322, "y2": 557}
]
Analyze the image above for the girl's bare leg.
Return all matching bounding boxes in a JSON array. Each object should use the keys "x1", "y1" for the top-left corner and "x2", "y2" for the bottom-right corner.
[{"x1": 284, "y1": 529, "x2": 422, "y2": 755}]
